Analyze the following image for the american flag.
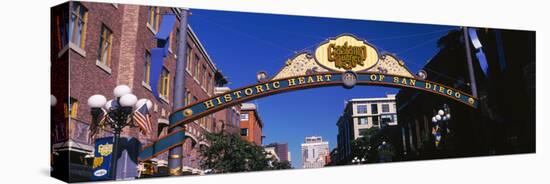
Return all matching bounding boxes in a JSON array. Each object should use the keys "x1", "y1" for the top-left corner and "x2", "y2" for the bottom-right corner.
[
  {"x1": 133, "y1": 103, "x2": 152, "y2": 135},
  {"x1": 88, "y1": 108, "x2": 108, "y2": 142}
]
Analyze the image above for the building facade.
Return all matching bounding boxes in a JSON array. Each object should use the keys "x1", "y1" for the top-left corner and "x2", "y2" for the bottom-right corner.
[
  {"x1": 51, "y1": 2, "x2": 234, "y2": 180},
  {"x1": 213, "y1": 87, "x2": 241, "y2": 135},
  {"x1": 301, "y1": 136, "x2": 330, "y2": 169},
  {"x1": 239, "y1": 103, "x2": 264, "y2": 145},
  {"x1": 264, "y1": 142, "x2": 290, "y2": 162},
  {"x1": 335, "y1": 94, "x2": 398, "y2": 163},
  {"x1": 396, "y1": 29, "x2": 535, "y2": 161}
]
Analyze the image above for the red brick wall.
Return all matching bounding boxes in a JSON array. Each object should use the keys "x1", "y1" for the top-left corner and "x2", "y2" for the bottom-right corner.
[{"x1": 240, "y1": 110, "x2": 263, "y2": 145}]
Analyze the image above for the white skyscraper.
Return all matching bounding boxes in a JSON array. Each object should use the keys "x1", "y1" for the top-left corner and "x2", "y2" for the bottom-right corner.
[{"x1": 301, "y1": 136, "x2": 330, "y2": 168}]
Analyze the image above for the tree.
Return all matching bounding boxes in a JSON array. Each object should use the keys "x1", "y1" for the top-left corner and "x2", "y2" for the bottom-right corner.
[
  {"x1": 377, "y1": 141, "x2": 395, "y2": 162},
  {"x1": 199, "y1": 132, "x2": 270, "y2": 173},
  {"x1": 268, "y1": 160, "x2": 292, "y2": 170},
  {"x1": 350, "y1": 128, "x2": 379, "y2": 164}
]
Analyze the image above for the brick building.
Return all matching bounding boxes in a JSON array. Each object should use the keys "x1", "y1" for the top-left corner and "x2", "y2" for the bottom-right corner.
[
  {"x1": 213, "y1": 87, "x2": 241, "y2": 135},
  {"x1": 239, "y1": 103, "x2": 264, "y2": 145},
  {"x1": 51, "y1": 1, "x2": 233, "y2": 180}
]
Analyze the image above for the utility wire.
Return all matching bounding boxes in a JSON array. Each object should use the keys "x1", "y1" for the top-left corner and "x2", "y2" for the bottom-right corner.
[
  {"x1": 195, "y1": 15, "x2": 297, "y2": 53},
  {"x1": 368, "y1": 28, "x2": 455, "y2": 41},
  {"x1": 195, "y1": 14, "x2": 464, "y2": 86}
]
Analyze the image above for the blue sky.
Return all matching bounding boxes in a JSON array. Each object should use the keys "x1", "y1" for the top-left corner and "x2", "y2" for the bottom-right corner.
[{"x1": 188, "y1": 9, "x2": 458, "y2": 168}]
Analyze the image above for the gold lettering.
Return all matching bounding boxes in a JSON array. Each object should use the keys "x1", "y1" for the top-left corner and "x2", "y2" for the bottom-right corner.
[
  {"x1": 401, "y1": 78, "x2": 409, "y2": 85},
  {"x1": 393, "y1": 77, "x2": 399, "y2": 83},
  {"x1": 224, "y1": 94, "x2": 232, "y2": 102},
  {"x1": 446, "y1": 89, "x2": 453, "y2": 96},
  {"x1": 438, "y1": 86, "x2": 445, "y2": 93},
  {"x1": 204, "y1": 100, "x2": 215, "y2": 109},
  {"x1": 325, "y1": 74, "x2": 332, "y2": 81},
  {"x1": 255, "y1": 85, "x2": 265, "y2": 93},
  {"x1": 425, "y1": 82, "x2": 432, "y2": 89},
  {"x1": 370, "y1": 74, "x2": 377, "y2": 81},
  {"x1": 215, "y1": 96, "x2": 223, "y2": 104},
  {"x1": 316, "y1": 75, "x2": 324, "y2": 82},
  {"x1": 378, "y1": 74, "x2": 385, "y2": 81},
  {"x1": 264, "y1": 83, "x2": 271, "y2": 91},
  {"x1": 244, "y1": 88, "x2": 254, "y2": 96},
  {"x1": 288, "y1": 79, "x2": 296, "y2": 86},
  {"x1": 298, "y1": 77, "x2": 305, "y2": 84},
  {"x1": 409, "y1": 79, "x2": 416, "y2": 86},
  {"x1": 273, "y1": 81, "x2": 280, "y2": 89},
  {"x1": 307, "y1": 76, "x2": 315, "y2": 83},
  {"x1": 233, "y1": 91, "x2": 243, "y2": 98}
]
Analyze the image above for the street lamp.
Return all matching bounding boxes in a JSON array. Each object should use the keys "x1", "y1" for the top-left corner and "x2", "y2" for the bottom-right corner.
[
  {"x1": 87, "y1": 85, "x2": 149, "y2": 180},
  {"x1": 431, "y1": 104, "x2": 452, "y2": 148}
]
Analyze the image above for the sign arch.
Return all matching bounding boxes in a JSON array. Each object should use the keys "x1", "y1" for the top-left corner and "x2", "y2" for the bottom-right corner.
[{"x1": 139, "y1": 34, "x2": 478, "y2": 161}]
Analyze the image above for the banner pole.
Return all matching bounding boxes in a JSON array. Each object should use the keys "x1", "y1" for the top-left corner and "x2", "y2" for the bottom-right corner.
[{"x1": 167, "y1": 8, "x2": 190, "y2": 176}]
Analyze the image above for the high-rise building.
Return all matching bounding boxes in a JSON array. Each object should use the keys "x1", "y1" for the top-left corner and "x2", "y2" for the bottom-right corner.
[
  {"x1": 301, "y1": 136, "x2": 329, "y2": 168},
  {"x1": 335, "y1": 94, "x2": 398, "y2": 164},
  {"x1": 264, "y1": 143, "x2": 290, "y2": 162},
  {"x1": 239, "y1": 103, "x2": 264, "y2": 145}
]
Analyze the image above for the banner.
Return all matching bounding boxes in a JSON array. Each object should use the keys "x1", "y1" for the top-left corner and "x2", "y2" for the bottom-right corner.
[{"x1": 92, "y1": 137, "x2": 114, "y2": 180}]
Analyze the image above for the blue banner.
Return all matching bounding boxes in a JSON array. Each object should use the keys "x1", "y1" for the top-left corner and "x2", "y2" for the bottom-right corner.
[
  {"x1": 468, "y1": 28, "x2": 489, "y2": 76},
  {"x1": 149, "y1": 14, "x2": 176, "y2": 102},
  {"x1": 92, "y1": 137, "x2": 114, "y2": 180},
  {"x1": 150, "y1": 48, "x2": 165, "y2": 101}
]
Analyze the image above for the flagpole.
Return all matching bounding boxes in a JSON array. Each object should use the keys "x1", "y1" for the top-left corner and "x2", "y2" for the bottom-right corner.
[
  {"x1": 168, "y1": 8, "x2": 190, "y2": 176},
  {"x1": 463, "y1": 26, "x2": 478, "y2": 98}
]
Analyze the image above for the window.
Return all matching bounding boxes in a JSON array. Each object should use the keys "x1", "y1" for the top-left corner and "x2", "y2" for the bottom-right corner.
[
  {"x1": 185, "y1": 90, "x2": 191, "y2": 105},
  {"x1": 97, "y1": 25, "x2": 113, "y2": 67},
  {"x1": 356, "y1": 104, "x2": 367, "y2": 114},
  {"x1": 70, "y1": 2, "x2": 88, "y2": 48},
  {"x1": 143, "y1": 50, "x2": 151, "y2": 85},
  {"x1": 56, "y1": 4, "x2": 70, "y2": 49},
  {"x1": 147, "y1": 6, "x2": 160, "y2": 31},
  {"x1": 240, "y1": 114, "x2": 249, "y2": 121},
  {"x1": 372, "y1": 116, "x2": 379, "y2": 126},
  {"x1": 207, "y1": 73, "x2": 213, "y2": 93},
  {"x1": 194, "y1": 54, "x2": 200, "y2": 78},
  {"x1": 69, "y1": 97, "x2": 79, "y2": 118},
  {"x1": 160, "y1": 68, "x2": 170, "y2": 99},
  {"x1": 358, "y1": 117, "x2": 368, "y2": 125},
  {"x1": 202, "y1": 65, "x2": 207, "y2": 85},
  {"x1": 381, "y1": 115, "x2": 393, "y2": 125},
  {"x1": 185, "y1": 44, "x2": 193, "y2": 71},
  {"x1": 371, "y1": 104, "x2": 378, "y2": 114},
  {"x1": 169, "y1": 31, "x2": 174, "y2": 52},
  {"x1": 241, "y1": 128, "x2": 249, "y2": 136},
  {"x1": 382, "y1": 104, "x2": 390, "y2": 113}
]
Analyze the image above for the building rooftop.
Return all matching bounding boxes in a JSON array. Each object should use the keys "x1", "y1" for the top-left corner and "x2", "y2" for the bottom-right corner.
[
  {"x1": 241, "y1": 103, "x2": 257, "y2": 110},
  {"x1": 348, "y1": 94, "x2": 396, "y2": 102}
]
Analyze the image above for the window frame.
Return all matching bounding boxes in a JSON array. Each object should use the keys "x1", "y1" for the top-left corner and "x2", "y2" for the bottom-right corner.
[
  {"x1": 70, "y1": 2, "x2": 88, "y2": 49},
  {"x1": 240, "y1": 114, "x2": 249, "y2": 121},
  {"x1": 147, "y1": 6, "x2": 160, "y2": 32},
  {"x1": 97, "y1": 24, "x2": 113, "y2": 69},
  {"x1": 382, "y1": 104, "x2": 390, "y2": 113},
  {"x1": 143, "y1": 50, "x2": 152, "y2": 86},
  {"x1": 356, "y1": 104, "x2": 368, "y2": 114},
  {"x1": 371, "y1": 104, "x2": 378, "y2": 114},
  {"x1": 159, "y1": 67, "x2": 170, "y2": 99},
  {"x1": 241, "y1": 128, "x2": 249, "y2": 136}
]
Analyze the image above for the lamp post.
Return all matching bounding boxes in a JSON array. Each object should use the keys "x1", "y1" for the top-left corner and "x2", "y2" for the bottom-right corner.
[
  {"x1": 87, "y1": 85, "x2": 151, "y2": 180},
  {"x1": 431, "y1": 104, "x2": 452, "y2": 148}
]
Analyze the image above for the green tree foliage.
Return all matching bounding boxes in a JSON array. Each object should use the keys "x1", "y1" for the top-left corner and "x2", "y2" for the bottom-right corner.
[
  {"x1": 350, "y1": 128, "x2": 379, "y2": 163},
  {"x1": 199, "y1": 132, "x2": 291, "y2": 173}
]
